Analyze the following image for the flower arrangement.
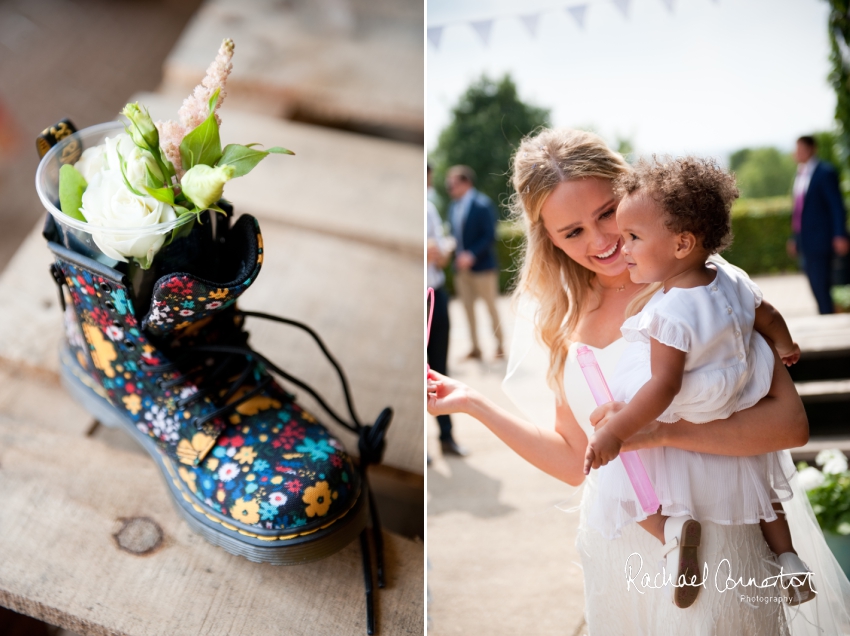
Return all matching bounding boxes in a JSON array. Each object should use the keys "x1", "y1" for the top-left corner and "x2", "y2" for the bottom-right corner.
[
  {"x1": 56, "y1": 38, "x2": 292, "y2": 269},
  {"x1": 798, "y1": 449, "x2": 850, "y2": 535}
]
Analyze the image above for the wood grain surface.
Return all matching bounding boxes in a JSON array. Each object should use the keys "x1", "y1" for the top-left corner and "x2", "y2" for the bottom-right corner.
[{"x1": 0, "y1": 371, "x2": 424, "y2": 636}]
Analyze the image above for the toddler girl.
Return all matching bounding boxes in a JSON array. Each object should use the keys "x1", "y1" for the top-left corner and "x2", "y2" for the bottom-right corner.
[{"x1": 583, "y1": 156, "x2": 814, "y2": 609}]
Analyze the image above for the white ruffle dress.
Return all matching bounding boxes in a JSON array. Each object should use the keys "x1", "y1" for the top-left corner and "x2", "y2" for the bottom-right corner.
[
  {"x1": 588, "y1": 261, "x2": 797, "y2": 540},
  {"x1": 504, "y1": 291, "x2": 850, "y2": 635}
]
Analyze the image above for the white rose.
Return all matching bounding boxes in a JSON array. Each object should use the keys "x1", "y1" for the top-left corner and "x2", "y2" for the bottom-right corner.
[
  {"x1": 74, "y1": 144, "x2": 109, "y2": 183},
  {"x1": 798, "y1": 466, "x2": 826, "y2": 491},
  {"x1": 75, "y1": 134, "x2": 162, "y2": 192},
  {"x1": 80, "y1": 170, "x2": 176, "y2": 267}
]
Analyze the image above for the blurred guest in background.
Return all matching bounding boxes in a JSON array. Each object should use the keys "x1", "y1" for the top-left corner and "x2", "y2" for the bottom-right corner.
[
  {"x1": 788, "y1": 135, "x2": 850, "y2": 314},
  {"x1": 445, "y1": 165, "x2": 504, "y2": 360},
  {"x1": 428, "y1": 165, "x2": 468, "y2": 457}
]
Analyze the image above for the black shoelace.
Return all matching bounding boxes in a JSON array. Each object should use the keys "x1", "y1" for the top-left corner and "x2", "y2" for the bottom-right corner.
[
  {"x1": 144, "y1": 310, "x2": 392, "y2": 635},
  {"x1": 51, "y1": 256, "x2": 392, "y2": 634}
]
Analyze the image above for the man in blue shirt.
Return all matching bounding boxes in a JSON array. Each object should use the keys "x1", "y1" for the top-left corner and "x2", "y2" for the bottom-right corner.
[{"x1": 446, "y1": 165, "x2": 504, "y2": 360}]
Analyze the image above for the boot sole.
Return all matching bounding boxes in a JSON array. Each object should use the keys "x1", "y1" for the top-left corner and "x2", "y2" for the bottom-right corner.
[
  {"x1": 673, "y1": 519, "x2": 702, "y2": 609},
  {"x1": 60, "y1": 347, "x2": 368, "y2": 565}
]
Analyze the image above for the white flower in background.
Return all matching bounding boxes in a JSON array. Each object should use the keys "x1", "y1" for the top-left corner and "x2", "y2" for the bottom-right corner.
[
  {"x1": 815, "y1": 449, "x2": 848, "y2": 475},
  {"x1": 838, "y1": 522, "x2": 850, "y2": 536},
  {"x1": 823, "y1": 456, "x2": 849, "y2": 475},
  {"x1": 798, "y1": 466, "x2": 826, "y2": 491},
  {"x1": 80, "y1": 170, "x2": 176, "y2": 266}
]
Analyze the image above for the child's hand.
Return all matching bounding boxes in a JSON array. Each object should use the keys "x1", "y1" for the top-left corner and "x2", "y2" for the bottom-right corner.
[
  {"x1": 583, "y1": 428, "x2": 623, "y2": 475},
  {"x1": 589, "y1": 401, "x2": 627, "y2": 430},
  {"x1": 778, "y1": 342, "x2": 801, "y2": 367}
]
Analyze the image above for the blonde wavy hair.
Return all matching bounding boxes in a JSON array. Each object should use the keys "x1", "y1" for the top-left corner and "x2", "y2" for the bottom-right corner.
[{"x1": 508, "y1": 128, "x2": 660, "y2": 403}]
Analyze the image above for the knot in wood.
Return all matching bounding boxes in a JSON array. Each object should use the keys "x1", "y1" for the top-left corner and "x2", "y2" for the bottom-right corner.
[{"x1": 114, "y1": 517, "x2": 163, "y2": 555}]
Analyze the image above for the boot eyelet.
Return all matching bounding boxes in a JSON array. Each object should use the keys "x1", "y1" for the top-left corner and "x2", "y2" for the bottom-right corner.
[
  {"x1": 104, "y1": 300, "x2": 115, "y2": 310},
  {"x1": 123, "y1": 340, "x2": 135, "y2": 349},
  {"x1": 99, "y1": 282, "x2": 112, "y2": 292},
  {"x1": 112, "y1": 320, "x2": 123, "y2": 328}
]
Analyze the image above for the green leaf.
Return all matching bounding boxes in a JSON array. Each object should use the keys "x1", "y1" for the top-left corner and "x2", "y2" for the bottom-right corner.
[
  {"x1": 169, "y1": 217, "x2": 196, "y2": 243},
  {"x1": 58, "y1": 164, "x2": 87, "y2": 221},
  {"x1": 208, "y1": 87, "x2": 221, "y2": 114},
  {"x1": 143, "y1": 185, "x2": 175, "y2": 205},
  {"x1": 179, "y1": 112, "x2": 222, "y2": 170},
  {"x1": 173, "y1": 205, "x2": 192, "y2": 217},
  {"x1": 267, "y1": 146, "x2": 295, "y2": 155},
  {"x1": 132, "y1": 254, "x2": 154, "y2": 270},
  {"x1": 144, "y1": 162, "x2": 164, "y2": 190},
  {"x1": 217, "y1": 143, "x2": 270, "y2": 177}
]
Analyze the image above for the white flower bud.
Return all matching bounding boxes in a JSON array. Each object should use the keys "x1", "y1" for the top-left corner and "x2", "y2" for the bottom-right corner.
[{"x1": 181, "y1": 164, "x2": 235, "y2": 210}]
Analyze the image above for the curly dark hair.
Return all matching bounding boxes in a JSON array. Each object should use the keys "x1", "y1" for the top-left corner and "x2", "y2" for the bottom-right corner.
[{"x1": 613, "y1": 156, "x2": 739, "y2": 254}]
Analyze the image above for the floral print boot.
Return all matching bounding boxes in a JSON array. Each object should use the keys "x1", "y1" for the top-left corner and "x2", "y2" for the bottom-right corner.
[{"x1": 45, "y1": 208, "x2": 392, "y2": 632}]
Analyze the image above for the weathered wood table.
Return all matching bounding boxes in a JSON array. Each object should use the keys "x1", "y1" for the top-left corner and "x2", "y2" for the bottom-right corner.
[
  {"x1": 159, "y1": 0, "x2": 423, "y2": 141},
  {"x1": 0, "y1": 96, "x2": 424, "y2": 634}
]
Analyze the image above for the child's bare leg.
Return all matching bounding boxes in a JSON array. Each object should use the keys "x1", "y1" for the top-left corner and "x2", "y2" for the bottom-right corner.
[
  {"x1": 638, "y1": 510, "x2": 667, "y2": 544},
  {"x1": 760, "y1": 502, "x2": 795, "y2": 555}
]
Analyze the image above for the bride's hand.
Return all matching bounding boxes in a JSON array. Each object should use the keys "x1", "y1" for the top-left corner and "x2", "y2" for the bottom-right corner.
[
  {"x1": 427, "y1": 369, "x2": 475, "y2": 416},
  {"x1": 621, "y1": 420, "x2": 664, "y2": 452}
]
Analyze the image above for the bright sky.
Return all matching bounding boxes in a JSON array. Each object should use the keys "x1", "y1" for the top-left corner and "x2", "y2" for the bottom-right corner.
[{"x1": 427, "y1": 0, "x2": 835, "y2": 161}]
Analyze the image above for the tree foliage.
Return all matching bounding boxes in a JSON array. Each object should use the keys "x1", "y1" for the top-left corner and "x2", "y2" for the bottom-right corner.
[
  {"x1": 826, "y1": 0, "x2": 850, "y2": 175},
  {"x1": 730, "y1": 147, "x2": 797, "y2": 198},
  {"x1": 430, "y1": 75, "x2": 550, "y2": 218}
]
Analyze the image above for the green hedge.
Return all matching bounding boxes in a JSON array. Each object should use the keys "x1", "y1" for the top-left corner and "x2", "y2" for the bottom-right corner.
[
  {"x1": 724, "y1": 196, "x2": 797, "y2": 275},
  {"x1": 444, "y1": 197, "x2": 801, "y2": 295}
]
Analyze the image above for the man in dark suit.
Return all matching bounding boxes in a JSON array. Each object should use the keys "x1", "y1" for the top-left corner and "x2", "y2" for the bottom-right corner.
[
  {"x1": 446, "y1": 165, "x2": 504, "y2": 360},
  {"x1": 787, "y1": 136, "x2": 850, "y2": 314}
]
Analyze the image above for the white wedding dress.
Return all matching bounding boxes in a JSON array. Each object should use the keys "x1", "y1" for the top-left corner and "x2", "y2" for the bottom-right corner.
[{"x1": 503, "y1": 295, "x2": 850, "y2": 636}]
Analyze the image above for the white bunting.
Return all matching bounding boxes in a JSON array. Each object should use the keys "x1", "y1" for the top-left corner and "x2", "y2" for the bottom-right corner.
[
  {"x1": 519, "y1": 13, "x2": 541, "y2": 38},
  {"x1": 566, "y1": 4, "x2": 588, "y2": 30},
  {"x1": 470, "y1": 19, "x2": 494, "y2": 46},
  {"x1": 612, "y1": 0, "x2": 630, "y2": 19},
  {"x1": 660, "y1": 0, "x2": 675, "y2": 12},
  {"x1": 427, "y1": 26, "x2": 444, "y2": 49}
]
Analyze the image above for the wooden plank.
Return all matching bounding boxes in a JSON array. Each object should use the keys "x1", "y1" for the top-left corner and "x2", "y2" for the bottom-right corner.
[
  {"x1": 159, "y1": 0, "x2": 423, "y2": 140},
  {"x1": 0, "y1": 218, "x2": 424, "y2": 476},
  {"x1": 795, "y1": 378, "x2": 850, "y2": 399},
  {"x1": 791, "y1": 436, "x2": 850, "y2": 463},
  {"x1": 787, "y1": 314, "x2": 850, "y2": 353},
  {"x1": 0, "y1": 371, "x2": 424, "y2": 636},
  {"x1": 135, "y1": 92, "x2": 423, "y2": 255}
]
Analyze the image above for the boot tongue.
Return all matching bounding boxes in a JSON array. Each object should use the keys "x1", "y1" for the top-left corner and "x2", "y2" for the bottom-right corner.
[{"x1": 141, "y1": 214, "x2": 263, "y2": 336}]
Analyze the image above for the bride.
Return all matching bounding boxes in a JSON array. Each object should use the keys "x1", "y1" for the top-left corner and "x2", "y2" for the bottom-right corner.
[{"x1": 427, "y1": 128, "x2": 850, "y2": 634}]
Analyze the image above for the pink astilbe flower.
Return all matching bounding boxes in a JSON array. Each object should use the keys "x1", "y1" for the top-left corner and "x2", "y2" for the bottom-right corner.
[
  {"x1": 155, "y1": 38, "x2": 235, "y2": 179},
  {"x1": 178, "y1": 37, "x2": 234, "y2": 131},
  {"x1": 156, "y1": 119, "x2": 188, "y2": 177}
]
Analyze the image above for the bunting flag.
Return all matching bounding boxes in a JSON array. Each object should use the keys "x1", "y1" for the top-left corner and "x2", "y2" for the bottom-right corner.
[
  {"x1": 519, "y1": 13, "x2": 541, "y2": 38},
  {"x1": 566, "y1": 4, "x2": 588, "y2": 29},
  {"x1": 427, "y1": 26, "x2": 444, "y2": 49},
  {"x1": 470, "y1": 19, "x2": 494, "y2": 45},
  {"x1": 427, "y1": 0, "x2": 716, "y2": 51},
  {"x1": 611, "y1": 0, "x2": 631, "y2": 19}
]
